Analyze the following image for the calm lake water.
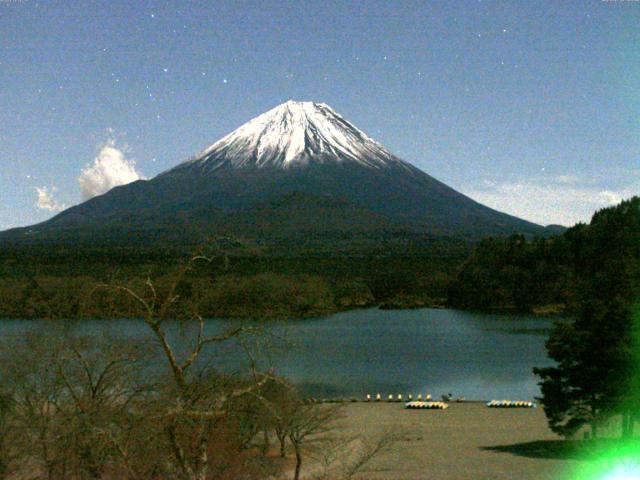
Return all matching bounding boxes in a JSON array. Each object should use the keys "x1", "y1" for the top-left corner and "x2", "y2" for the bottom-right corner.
[{"x1": 0, "y1": 308, "x2": 554, "y2": 401}]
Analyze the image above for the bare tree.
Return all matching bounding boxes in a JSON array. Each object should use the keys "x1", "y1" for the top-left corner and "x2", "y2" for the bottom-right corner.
[
  {"x1": 287, "y1": 401, "x2": 343, "y2": 480},
  {"x1": 92, "y1": 251, "x2": 280, "y2": 480},
  {"x1": 3, "y1": 335, "x2": 65, "y2": 478},
  {"x1": 254, "y1": 378, "x2": 298, "y2": 458},
  {"x1": 0, "y1": 331, "x2": 154, "y2": 479},
  {"x1": 0, "y1": 245, "x2": 305, "y2": 480}
]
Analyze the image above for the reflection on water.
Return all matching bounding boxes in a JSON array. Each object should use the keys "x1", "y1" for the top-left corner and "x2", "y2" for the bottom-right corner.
[{"x1": 0, "y1": 308, "x2": 555, "y2": 401}]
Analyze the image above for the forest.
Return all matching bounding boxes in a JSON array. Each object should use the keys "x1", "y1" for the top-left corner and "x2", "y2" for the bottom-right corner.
[
  {"x1": 533, "y1": 196, "x2": 640, "y2": 438},
  {"x1": 0, "y1": 198, "x2": 638, "y2": 321},
  {"x1": 0, "y1": 248, "x2": 463, "y2": 320},
  {"x1": 448, "y1": 197, "x2": 639, "y2": 317}
]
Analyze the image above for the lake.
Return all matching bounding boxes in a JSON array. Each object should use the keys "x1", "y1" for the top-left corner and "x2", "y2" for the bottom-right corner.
[{"x1": 0, "y1": 308, "x2": 554, "y2": 401}]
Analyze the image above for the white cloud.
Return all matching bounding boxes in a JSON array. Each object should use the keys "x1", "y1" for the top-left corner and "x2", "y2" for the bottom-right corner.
[
  {"x1": 78, "y1": 140, "x2": 143, "y2": 200},
  {"x1": 35, "y1": 186, "x2": 66, "y2": 212},
  {"x1": 465, "y1": 175, "x2": 639, "y2": 226},
  {"x1": 598, "y1": 190, "x2": 623, "y2": 205}
]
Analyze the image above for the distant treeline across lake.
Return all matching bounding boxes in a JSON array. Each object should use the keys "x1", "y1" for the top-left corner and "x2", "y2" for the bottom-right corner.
[{"x1": 0, "y1": 197, "x2": 636, "y2": 322}]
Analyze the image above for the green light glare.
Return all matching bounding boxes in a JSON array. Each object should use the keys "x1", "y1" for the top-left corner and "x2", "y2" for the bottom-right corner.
[
  {"x1": 601, "y1": 460, "x2": 640, "y2": 480},
  {"x1": 563, "y1": 303, "x2": 640, "y2": 480},
  {"x1": 565, "y1": 440, "x2": 640, "y2": 480}
]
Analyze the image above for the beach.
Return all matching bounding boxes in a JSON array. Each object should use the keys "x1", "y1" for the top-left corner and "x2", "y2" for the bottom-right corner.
[{"x1": 331, "y1": 402, "x2": 577, "y2": 480}]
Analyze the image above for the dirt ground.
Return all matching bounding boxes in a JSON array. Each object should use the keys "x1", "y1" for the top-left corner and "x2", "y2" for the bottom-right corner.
[{"x1": 328, "y1": 402, "x2": 578, "y2": 480}]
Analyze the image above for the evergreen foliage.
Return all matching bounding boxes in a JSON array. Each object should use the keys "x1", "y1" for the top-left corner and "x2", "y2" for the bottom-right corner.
[{"x1": 533, "y1": 197, "x2": 640, "y2": 437}]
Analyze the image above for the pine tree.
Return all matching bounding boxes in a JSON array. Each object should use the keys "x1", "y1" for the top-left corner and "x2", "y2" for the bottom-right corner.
[{"x1": 534, "y1": 197, "x2": 640, "y2": 438}]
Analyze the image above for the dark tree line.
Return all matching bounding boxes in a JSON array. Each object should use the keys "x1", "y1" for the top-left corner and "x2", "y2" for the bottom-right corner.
[
  {"x1": 449, "y1": 196, "x2": 640, "y2": 438},
  {"x1": 532, "y1": 197, "x2": 639, "y2": 438},
  {"x1": 0, "y1": 247, "x2": 464, "y2": 321},
  {"x1": 447, "y1": 231, "x2": 580, "y2": 313}
]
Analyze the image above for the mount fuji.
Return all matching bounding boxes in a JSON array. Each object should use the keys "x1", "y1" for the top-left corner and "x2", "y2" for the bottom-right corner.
[{"x1": 1, "y1": 101, "x2": 551, "y2": 249}]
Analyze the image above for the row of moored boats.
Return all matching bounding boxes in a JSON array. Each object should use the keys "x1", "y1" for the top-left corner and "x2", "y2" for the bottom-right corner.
[{"x1": 364, "y1": 394, "x2": 536, "y2": 409}]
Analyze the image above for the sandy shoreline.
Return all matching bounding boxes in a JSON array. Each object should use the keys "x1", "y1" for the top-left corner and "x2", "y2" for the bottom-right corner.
[{"x1": 328, "y1": 402, "x2": 577, "y2": 480}]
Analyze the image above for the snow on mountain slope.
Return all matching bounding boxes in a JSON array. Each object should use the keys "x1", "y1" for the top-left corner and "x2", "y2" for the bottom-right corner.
[{"x1": 172, "y1": 100, "x2": 409, "y2": 172}]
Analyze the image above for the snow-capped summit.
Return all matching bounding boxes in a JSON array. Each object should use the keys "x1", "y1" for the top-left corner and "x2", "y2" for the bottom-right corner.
[{"x1": 174, "y1": 100, "x2": 405, "y2": 172}]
